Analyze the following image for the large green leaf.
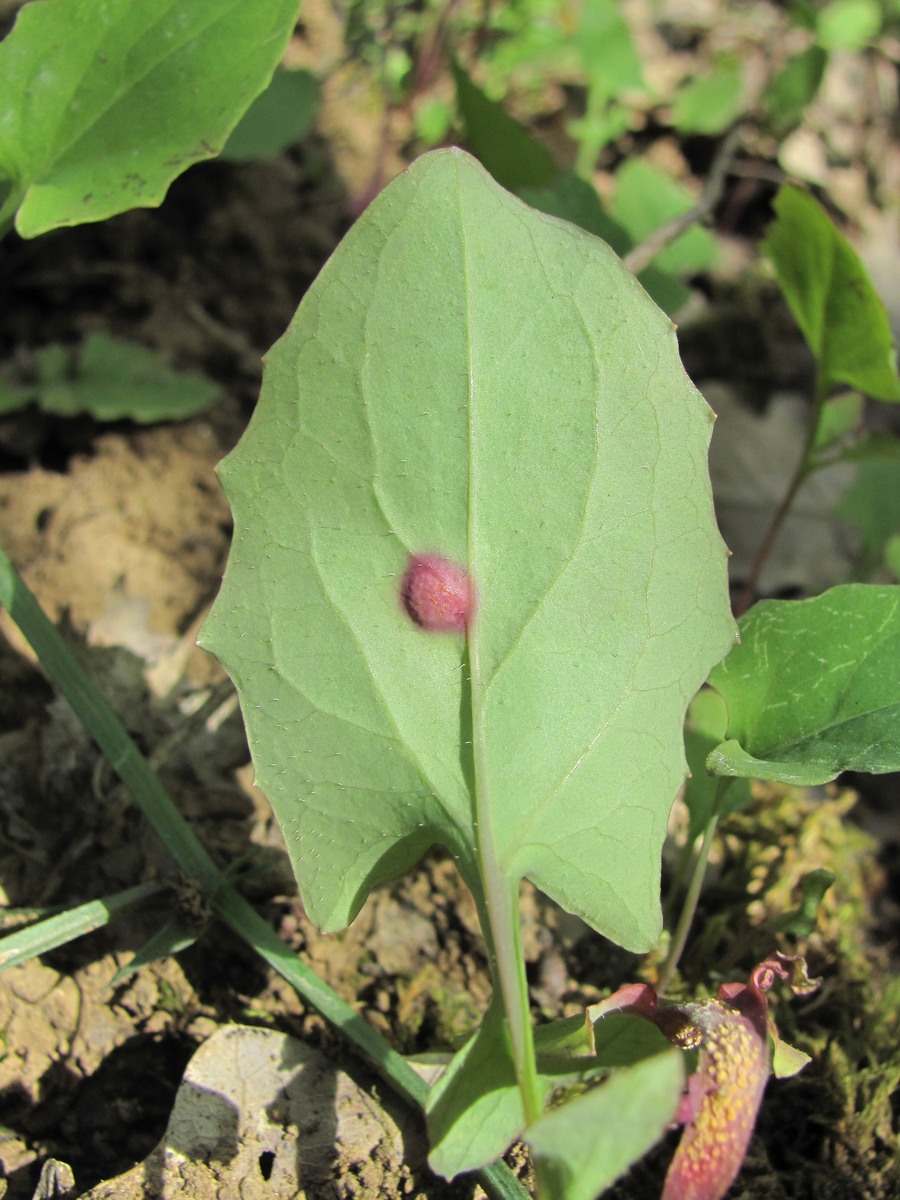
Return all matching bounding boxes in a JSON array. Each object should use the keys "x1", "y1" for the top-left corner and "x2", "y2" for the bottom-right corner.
[
  {"x1": 0, "y1": 0, "x2": 300, "y2": 237},
  {"x1": 200, "y1": 149, "x2": 734, "y2": 953},
  {"x1": 762, "y1": 186, "x2": 900, "y2": 402},
  {"x1": 708, "y1": 584, "x2": 900, "y2": 784}
]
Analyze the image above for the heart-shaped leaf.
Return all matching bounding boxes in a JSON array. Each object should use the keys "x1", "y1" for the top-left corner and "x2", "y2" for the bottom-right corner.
[
  {"x1": 708, "y1": 584, "x2": 900, "y2": 784},
  {"x1": 200, "y1": 149, "x2": 734, "y2": 954}
]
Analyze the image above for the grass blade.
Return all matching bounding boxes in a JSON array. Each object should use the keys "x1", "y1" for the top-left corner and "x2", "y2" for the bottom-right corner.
[{"x1": 0, "y1": 882, "x2": 162, "y2": 971}]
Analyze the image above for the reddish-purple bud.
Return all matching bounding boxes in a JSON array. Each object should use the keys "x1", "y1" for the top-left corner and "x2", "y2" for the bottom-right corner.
[
  {"x1": 400, "y1": 553, "x2": 473, "y2": 633},
  {"x1": 661, "y1": 1002, "x2": 768, "y2": 1200},
  {"x1": 590, "y1": 954, "x2": 817, "y2": 1200}
]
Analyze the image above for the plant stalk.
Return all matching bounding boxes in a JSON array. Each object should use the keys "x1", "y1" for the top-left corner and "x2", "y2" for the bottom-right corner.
[
  {"x1": 658, "y1": 776, "x2": 735, "y2": 996},
  {"x1": 0, "y1": 882, "x2": 164, "y2": 971},
  {"x1": 467, "y1": 627, "x2": 543, "y2": 1131}
]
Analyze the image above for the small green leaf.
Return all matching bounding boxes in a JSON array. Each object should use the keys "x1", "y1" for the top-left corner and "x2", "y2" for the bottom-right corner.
[
  {"x1": 772, "y1": 867, "x2": 834, "y2": 936},
  {"x1": 772, "y1": 1036, "x2": 812, "y2": 1078},
  {"x1": 415, "y1": 98, "x2": 453, "y2": 147},
  {"x1": 452, "y1": 60, "x2": 628, "y2": 250},
  {"x1": 683, "y1": 690, "x2": 751, "y2": 841},
  {"x1": 516, "y1": 172, "x2": 630, "y2": 256},
  {"x1": 31, "y1": 333, "x2": 219, "y2": 423},
  {"x1": 535, "y1": 1010, "x2": 673, "y2": 1082},
  {"x1": 525, "y1": 1051, "x2": 684, "y2": 1200},
  {"x1": 816, "y1": 0, "x2": 882, "y2": 49},
  {"x1": 886, "y1": 534, "x2": 900, "y2": 580},
  {"x1": 428, "y1": 1006, "x2": 649, "y2": 1178},
  {"x1": 220, "y1": 69, "x2": 319, "y2": 162},
  {"x1": 590, "y1": 1010, "x2": 673, "y2": 1068},
  {"x1": 426, "y1": 999, "x2": 531, "y2": 1177},
  {"x1": 576, "y1": 0, "x2": 644, "y2": 97},
  {"x1": 762, "y1": 186, "x2": 900, "y2": 401},
  {"x1": 812, "y1": 392, "x2": 863, "y2": 454},
  {"x1": 671, "y1": 62, "x2": 744, "y2": 135},
  {"x1": 612, "y1": 158, "x2": 718, "y2": 277},
  {"x1": 452, "y1": 60, "x2": 557, "y2": 192},
  {"x1": 708, "y1": 585, "x2": 900, "y2": 784},
  {"x1": 834, "y1": 459, "x2": 900, "y2": 573},
  {"x1": 0, "y1": 377, "x2": 30, "y2": 416},
  {"x1": 837, "y1": 434, "x2": 900, "y2": 465},
  {"x1": 0, "y1": 0, "x2": 300, "y2": 236},
  {"x1": 534, "y1": 1013, "x2": 595, "y2": 1060},
  {"x1": 763, "y1": 45, "x2": 828, "y2": 133}
]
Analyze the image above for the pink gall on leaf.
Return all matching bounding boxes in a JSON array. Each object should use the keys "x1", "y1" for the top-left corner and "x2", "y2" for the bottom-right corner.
[{"x1": 400, "y1": 553, "x2": 474, "y2": 633}]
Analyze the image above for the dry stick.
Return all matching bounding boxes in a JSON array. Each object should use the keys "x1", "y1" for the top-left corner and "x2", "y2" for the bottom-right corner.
[
  {"x1": 734, "y1": 458, "x2": 809, "y2": 616},
  {"x1": 734, "y1": 375, "x2": 825, "y2": 616},
  {"x1": 623, "y1": 123, "x2": 745, "y2": 277}
]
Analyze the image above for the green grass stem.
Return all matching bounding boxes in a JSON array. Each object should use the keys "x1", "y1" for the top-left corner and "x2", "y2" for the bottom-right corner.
[{"x1": 0, "y1": 882, "x2": 163, "y2": 971}]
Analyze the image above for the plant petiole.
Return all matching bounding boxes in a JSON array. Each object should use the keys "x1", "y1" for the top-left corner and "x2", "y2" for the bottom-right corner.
[{"x1": 658, "y1": 776, "x2": 736, "y2": 996}]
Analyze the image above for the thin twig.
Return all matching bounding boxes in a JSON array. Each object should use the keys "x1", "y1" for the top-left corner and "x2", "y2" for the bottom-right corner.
[
  {"x1": 623, "y1": 123, "x2": 745, "y2": 277},
  {"x1": 734, "y1": 459, "x2": 809, "y2": 616},
  {"x1": 734, "y1": 373, "x2": 826, "y2": 616}
]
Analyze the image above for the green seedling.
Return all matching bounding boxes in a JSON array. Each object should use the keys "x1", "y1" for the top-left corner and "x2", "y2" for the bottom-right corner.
[
  {"x1": 736, "y1": 184, "x2": 900, "y2": 607},
  {"x1": 200, "y1": 147, "x2": 900, "y2": 1198},
  {"x1": 200, "y1": 146, "x2": 738, "y2": 1196},
  {"x1": 2, "y1": 1, "x2": 899, "y2": 1189}
]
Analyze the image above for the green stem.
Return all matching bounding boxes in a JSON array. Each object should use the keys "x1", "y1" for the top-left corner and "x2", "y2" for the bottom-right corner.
[
  {"x1": 662, "y1": 831, "x2": 696, "y2": 926},
  {"x1": 657, "y1": 777, "x2": 735, "y2": 996},
  {"x1": 468, "y1": 628, "x2": 542, "y2": 1131},
  {"x1": 0, "y1": 882, "x2": 163, "y2": 971},
  {"x1": 0, "y1": 544, "x2": 530, "y2": 1200},
  {"x1": 735, "y1": 370, "x2": 828, "y2": 616}
]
